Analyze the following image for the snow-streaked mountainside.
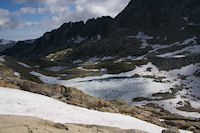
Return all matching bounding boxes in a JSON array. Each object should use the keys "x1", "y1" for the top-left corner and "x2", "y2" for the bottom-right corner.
[
  {"x1": 0, "y1": 87, "x2": 191, "y2": 133},
  {"x1": 0, "y1": 39, "x2": 16, "y2": 52}
]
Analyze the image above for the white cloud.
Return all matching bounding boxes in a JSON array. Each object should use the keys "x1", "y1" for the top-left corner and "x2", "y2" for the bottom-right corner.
[
  {"x1": 12, "y1": 0, "x2": 130, "y2": 22},
  {"x1": 19, "y1": 7, "x2": 37, "y2": 14},
  {"x1": 0, "y1": 9, "x2": 10, "y2": 17},
  {"x1": 24, "y1": 21, "x2": 39, "y2": 27},
  {"x1": 46, "y1": 0, "x2": 129, "y2": 27},
  {"x1": 0, "y1": 9, "x2": 20, "y2": 30},
  {"x1": 2, "y1": 0, "x2": 130, "y2": 40}
]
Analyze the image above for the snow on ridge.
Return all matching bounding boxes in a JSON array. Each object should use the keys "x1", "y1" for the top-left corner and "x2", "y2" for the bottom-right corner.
[
  {"x1": 73, "y1": 59, "x2": 82, "y2": 64},
  {"x1": 87, "y1": 57, "x2": 100, "y2": 63},
  {"x1": 101, "y1": 56, "x2": 114, "y2": 61},
  {"x1": 157, "y1": 45, "x2": 200, "y2": 57},
  {"x1": 182, "y1": 17, "x2": 199, "y2": 26},
  {"x1": 17, "y1": 62, "x2": 31, "y2": 68},
  {"x1": 97, "y1": 34, "x2": 101, "y2": 40},
  {"x1": 0, "y1": 87, "x2": 191, "y2": 133},
  {"x1": 43, "y1": 66, "x2": 67, "y2": 72},
  {"x1": 182, "y1": 17, "x2": 188, "y2": 22},
  {"x1": 170, "y1": 55, "x2": 186, "y2": 58},
  {"x1": 0, "y1": 56, "x2": 5, "y2": 62},
  {"x1": 74, "y1": 35, "x2": 87, "y2": 43},
  {"x1": 178, "y1": 36, "x2": 197, "y2": 46},
  {"x1": 115, "y1": 56, "x2": 145, "y2": 63},
  {"x1": 149, "y1": 36, "x2": 198, "y2": 56},
  {"x1": 77, "y1": 67, "x2": 99, "y2": 72},
  {"x1": 133, "y1": 32, "x2": 154, "y2": 40},
  {"x1": 127, "y1": 32, "x2": 153, "y2": 49}
]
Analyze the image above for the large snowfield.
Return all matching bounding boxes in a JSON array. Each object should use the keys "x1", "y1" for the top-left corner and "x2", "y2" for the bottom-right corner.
[{"x1": 0, "y1": 87, "x2": 191, "y2": 133}]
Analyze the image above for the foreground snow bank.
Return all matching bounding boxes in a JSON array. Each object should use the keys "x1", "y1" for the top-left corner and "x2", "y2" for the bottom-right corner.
[{"x1": 0, "y1": 87, "x2": 191, "y2": 133}]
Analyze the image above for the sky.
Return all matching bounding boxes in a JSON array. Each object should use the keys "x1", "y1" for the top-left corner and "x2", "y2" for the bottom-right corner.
[{"x1": 0, "y1": 0, "x2": 130, "y2": 41}]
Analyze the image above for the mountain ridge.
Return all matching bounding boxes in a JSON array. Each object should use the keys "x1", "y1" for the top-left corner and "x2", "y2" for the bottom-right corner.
[
  {"x1": 2, "y1": 0, "x2": 200, "y2": 60},
  {"x1": 3, "y1": 16, "x2": 113, "y2": 58}
]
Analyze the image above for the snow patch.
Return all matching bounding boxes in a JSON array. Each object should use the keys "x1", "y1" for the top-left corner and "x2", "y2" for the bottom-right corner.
[
  {"x1": 30, "y1": 71, "x2": 59, "y2": 84},
  {"x1": 17, "y1": 62, "x2": 31, "y2": 68},
  {"x1": 87, "y1": 57, "x2": 99, "y2": 63},
  {"x1": 157, "y1": 45, "x2": 200, "y2": 57},
  {"x1": 43, "y1": 66, "x2": 67, "y2": 72},
  {"x1": 131, "y1": 63, "x2": 200, "y2": 118},
  {"x1": 77, "y1": 67, "x2": 99, "y2": 72},
  {"x1": 150, "y1": 36, "x2": 197, "y2": 55},
  {"x1": 182, "y1": 17, "x2": 199, "y2": 26},
  {"x1": 0, "y1": 56, "x2": 5, "y2": 62},
  {"x1": 127, "y1": 32, "x2": 153, "y2": 49},
  {"x1": 73, "y1": 59, "x2": 82, "y2": 64},
  {"x1": 177, "y1": 36, "x2": 197, "y2": 46},
  {"x1": 14, "y1": 72, "x2": 21, "y2": 78},
  {"x1": 115, "y1": 56, "x2": 145, "y2": 63},
  {"x1": 101, "y1": 56, "x2": 114, "y2": 61},
  {"x1": 74, "y1": 36, "x2": 87, "y2": 43},
  {"x1": 97, "y1": 34, "x2": 101, "y2": 40},
  {"x1": 180, "y1": 27, "x2": 185, "y2": 31}
]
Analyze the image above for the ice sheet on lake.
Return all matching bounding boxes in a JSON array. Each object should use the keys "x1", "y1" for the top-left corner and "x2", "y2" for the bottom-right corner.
[
  {"x1": 29, "y1": 62, "x2": 200, "y2": 118},
  {"x1": 62, "y1": 77, "x2": 171, "y2": 104}
]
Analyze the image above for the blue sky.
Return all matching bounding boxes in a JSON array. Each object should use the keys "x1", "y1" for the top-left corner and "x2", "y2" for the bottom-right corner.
[{"x1": 0, "y1": 0, "x2": 129, "y2": 41}]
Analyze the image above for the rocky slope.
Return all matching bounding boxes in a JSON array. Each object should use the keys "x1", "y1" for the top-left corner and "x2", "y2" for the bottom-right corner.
[{"x1": 0, "y1": 39, "x2": 16, "y2": 52}]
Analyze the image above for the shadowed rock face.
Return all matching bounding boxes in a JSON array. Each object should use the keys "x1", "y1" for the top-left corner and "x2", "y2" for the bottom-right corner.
[{"x1": 114, "y1": 0, "x2": 200, "y2": 28}]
